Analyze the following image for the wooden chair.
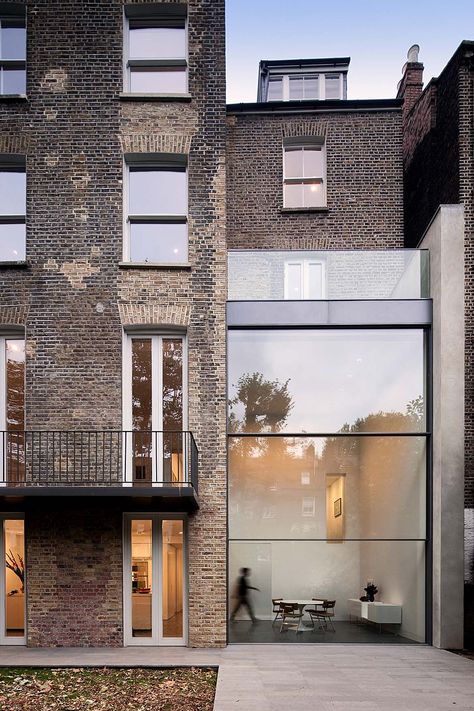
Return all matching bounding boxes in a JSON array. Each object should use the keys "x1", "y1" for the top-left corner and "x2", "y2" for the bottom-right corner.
[
  {"x1": 280, "y1": 603, "x2": 303, "y2": 633},
  {"x1": 308, "y1": 600, "x2": 336, "y2": 632},
  {"x1": 272, "y1": 598, "x2": 283, "y2": 626}
]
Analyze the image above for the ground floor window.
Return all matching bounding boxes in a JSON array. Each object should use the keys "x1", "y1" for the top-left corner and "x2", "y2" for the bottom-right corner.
[
  {"x1": 123, "y1": 514, "x2": 186, "y2": 646},
  {"x1": 0, "y1": 515, "x2": 25, "y2": 644}
]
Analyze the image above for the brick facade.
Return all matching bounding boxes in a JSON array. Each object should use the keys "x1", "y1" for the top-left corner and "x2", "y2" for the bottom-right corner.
[
  {"x1": 0, "y1": 0, "x2": 226, "y2": 647},
  {"x1": 226, "y1": 108, "x2": 404, "y2": 250}
]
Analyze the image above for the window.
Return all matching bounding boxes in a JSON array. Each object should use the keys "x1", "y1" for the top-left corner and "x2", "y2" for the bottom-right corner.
[
  {"x1": 0, "y1": 10, "x2": 26, "y2": 95},
  {"x1": 284, "y1": 260, "x2": 326, "y2": 299},
  {"x1": 124, "y1": 157, "x2": 188, "y2": 264},
  {"x1": 266, "y1": 72, "x2": 343, "y2": 101},
  {"x1": 302, "y1": 497, "x2": 316, "y2": 517},
  {"x1": 124, "y1": 6, "x2": 187, "y2": 94},
  {"x1": 0, "y1": 157, "x2": 26, "y2": 261},
  {"x1": 283, "y1": 141, "x2": 326, "y2": 208},
  {"x1": 289, "y1": 75, "x2": 319, "y2": 100}
]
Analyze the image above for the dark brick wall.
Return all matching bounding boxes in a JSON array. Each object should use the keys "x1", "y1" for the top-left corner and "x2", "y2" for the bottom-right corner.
[
  {"x1": 26, "y1": 506, "x2": 123, "y2": 647},
  {"x1": 403, "y1": 59, "x2": 460, "y2": 249},
  {"x1": 226, "y1": 109, "x2": 404, "y2": 249},
  {"x1": 0, "y1": 0, "x2": 227, "y2": 647}
]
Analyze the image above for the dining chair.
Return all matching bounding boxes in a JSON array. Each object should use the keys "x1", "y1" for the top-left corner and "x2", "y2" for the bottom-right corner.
[
  {"x1": 271, "y1": 598, "x2": 283, "y2": 625},
  {"x1": 308, "y1": 600, "x2": 336, "y2": 632},
  {"x1": 280, "y1": 603, "x2": 304, "y2": 633}
]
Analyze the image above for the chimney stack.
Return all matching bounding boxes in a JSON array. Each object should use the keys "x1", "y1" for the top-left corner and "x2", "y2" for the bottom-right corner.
[{"x1": 397, "y1": 44, "x2": 424, "y2": 120}]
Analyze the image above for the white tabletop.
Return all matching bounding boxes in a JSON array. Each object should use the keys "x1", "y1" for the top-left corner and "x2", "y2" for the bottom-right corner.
[{"x1": 280, "y1": 599, "x2": 325, "y2": 606}]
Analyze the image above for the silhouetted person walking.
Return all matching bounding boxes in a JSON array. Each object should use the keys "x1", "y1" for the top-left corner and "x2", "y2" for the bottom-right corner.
[{"x1": 230, "y1": 567, "x2": 259, "y2": 623}]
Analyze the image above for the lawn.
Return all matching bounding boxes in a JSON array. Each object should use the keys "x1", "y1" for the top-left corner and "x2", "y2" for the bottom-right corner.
[{"x1": 0, "y1": 666, "x2": 217, "y2": 710}]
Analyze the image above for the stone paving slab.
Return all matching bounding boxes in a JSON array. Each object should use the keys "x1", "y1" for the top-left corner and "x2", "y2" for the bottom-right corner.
[{"x1": 0, "y1": 644, "x2": 472, "y2": 710}]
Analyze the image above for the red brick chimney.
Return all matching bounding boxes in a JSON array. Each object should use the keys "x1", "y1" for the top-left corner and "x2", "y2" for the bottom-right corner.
[{"x1": 397, "y1": 44, "x2": 424, "y2": 120}]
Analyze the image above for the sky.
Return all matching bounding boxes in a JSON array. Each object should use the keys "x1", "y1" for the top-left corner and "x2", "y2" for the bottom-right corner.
[{"x1": 226, "y1": 0, "x2": 474, "y2": 103}]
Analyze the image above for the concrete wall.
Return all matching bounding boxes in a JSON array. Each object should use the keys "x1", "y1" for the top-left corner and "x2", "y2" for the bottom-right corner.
[{"x1": 420, "y1": 204, "x2": 465, "y2": 649}]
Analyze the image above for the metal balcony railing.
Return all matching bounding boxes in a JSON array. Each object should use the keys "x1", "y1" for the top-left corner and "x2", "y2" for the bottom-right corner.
[{"x1": 0, "y1": 431, "x2": 198, "y2": 493}]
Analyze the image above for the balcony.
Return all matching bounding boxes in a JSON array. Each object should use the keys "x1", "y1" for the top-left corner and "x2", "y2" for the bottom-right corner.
[
  {"x1": 228, "y1": 249, "x2": 429, "y2": 301},
  {"x1": 0, "y1": 431, "x2": 199, "y2": 511}
]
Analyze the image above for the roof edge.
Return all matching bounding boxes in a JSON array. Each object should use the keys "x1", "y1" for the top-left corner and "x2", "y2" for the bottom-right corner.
[{"x1": 227, "y1": 98, "x2": 403, "y2": 115}]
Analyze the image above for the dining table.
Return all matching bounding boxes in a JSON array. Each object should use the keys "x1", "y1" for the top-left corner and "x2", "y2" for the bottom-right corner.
[{"x1": 280, "y1": 599, "x2": 326, "y2": 632}]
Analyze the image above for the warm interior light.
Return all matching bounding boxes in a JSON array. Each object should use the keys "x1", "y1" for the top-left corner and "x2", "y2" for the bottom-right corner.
[{"x1": 310, "y1": 184, "x2": 319, "y2": 192}]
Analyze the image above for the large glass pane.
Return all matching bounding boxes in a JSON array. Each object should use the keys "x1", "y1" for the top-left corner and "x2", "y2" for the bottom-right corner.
[
  {"x1": 303, "y1": 147, "x2": 323, "y2": 177},
  {"x1": 130, "y1": 67, "x2": 187, "y2": 93},
  {"x1": 4, "y1": 519, "x2": 24, "y2": 638},
  {"x1": 129, "y1": 168, "x2": 187, "y2": 216},
  {"x1": 6, "y1": 340, "x2": 24, "y2": 483},
  {"x1": 229, "y1": 436, "x2": 426, "y2": 540},
  {"x1": 132, "y1": 339, "x2": 152, "y2": 482},
  {"x1": 0, "y1": 21, "x2": 26, "y2": 60},
  {"x1": 0, "y1": 171, "x2": 25, "y2": 215},
  {"x1": 1, "y1": 68, "x2": 25, "y2": 94},
  {"x1": 303, "y1": 182, "x2": 325, "y2": 207},
  {"x1": 228, "y1": 329, "x2": 426, "y2": 433},
  {"x1": 283, "y1": 182, "x2": 303, "y2": 208},
  {"x1": 163, "y1": 340, "x2": 183, "y2": 483},
  {"x1": 129, "y1": 25, "x2": 186, "y2": 60},
  {"x1": 0, "y1": 223, "x2": 25, "y2": 261},
  {"x1": 267, "y1": 77, "x2": 282, "y2": 101},
  {"x1": 229, "y1": 540, "x2": 425, "y2": 643},
  {"x1": 325, "y1": 74, "x2": 341, "y2": 99},
  {"x1": 289, "y1": 77, "x2": 303, "y2": 100},
  {"x1": 131, "y1": 519, "x2": 152, "y2": 638},
  {"x1": 162, "y1": 520, "x2": 184, "y2": 638},
  {"x1": 303, "y1": 75, "x2": 319, "y2": 99},
  {"x1": 130, "y1": 222, "x2": 188, "y2": 263},
  {"x1": 284, "y1": 148, "x2": 304, "y2": 178}
]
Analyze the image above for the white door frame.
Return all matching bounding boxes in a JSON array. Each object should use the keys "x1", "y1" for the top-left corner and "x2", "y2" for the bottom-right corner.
[
  {"x1": 123, "y1": 513, "x2": 188, "y2": 646},
  {"x1": 0, "y1": 513, "x2": 25, "y2": 646},
  {"x1": 122, "y1": 332, "x2": 188, "y2": 485}
]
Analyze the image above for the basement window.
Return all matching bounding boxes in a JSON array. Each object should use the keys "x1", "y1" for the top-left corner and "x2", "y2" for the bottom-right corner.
[
  {"x1": 0, "y1": 156, "x2": 26, "y2": 261},
  {"x1": 124, "y1": 5, "x2": 187, "y2": 94},
  {"x1": 0, "y1": 7, "x2": 26, "y2": 95},
  {"x1": 124, "y1": 156, "x2": 188, "y2": 264}
]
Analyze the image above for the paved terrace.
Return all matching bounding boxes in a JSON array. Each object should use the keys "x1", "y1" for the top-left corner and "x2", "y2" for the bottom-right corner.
[{"x1": 0, "y1": 645, "x2": 472, "y2": 710}]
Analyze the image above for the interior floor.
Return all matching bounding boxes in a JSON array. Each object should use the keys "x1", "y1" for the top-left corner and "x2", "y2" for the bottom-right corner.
[{"x1": 229, "y1": 620, "x2": 421, "y2": 644}]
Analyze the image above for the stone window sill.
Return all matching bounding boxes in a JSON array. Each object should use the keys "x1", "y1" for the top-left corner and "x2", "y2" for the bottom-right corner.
[
  {"x1": 0, "y1": 94, "x2": 27, "y2": 101},
  {"x1": 119, "y1": 261, "x2": 191, "y2": 270},
  {"x1": 119, "y1": 93, "x2": 192, "y2": 103},
  {"x1": 0, "y1": 261, "x2": 28, "y2": 267},
  {"x1": 280, "y1": 207, "x2": 329, "y2": 214}
]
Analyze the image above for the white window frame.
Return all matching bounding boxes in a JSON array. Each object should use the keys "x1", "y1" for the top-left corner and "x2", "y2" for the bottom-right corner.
[
  {"x1": 122, "y1": 331, "x2": 188, "y2": 485},
  {"x1": 0, "y1": 13, "x2": 26, "y2": 96},
  {"x1": 0, "y1": 156, "x2": 26, "y2": 262},
  {"x1": 123, "y1": 512, "x2": 188, "y2": 647},
  {"x1": 283, "y1": 140, "x2": 327, "y2": 209},
  {"x1": 267, "y1": 72, "x2": 343, "y2": 101},
  {"x1": 0, "y1": 334, "x2": 25, "y2": 485},
  {"x1": 284, "y1": 260, "x2": 326, "y2": 300},
  {"x1": 123, "y1": 8, "x2": 188, "y2": 94},
  {"x1": 0, "y1": 513, "x2": 25, "y2": 645},
  {"x1": 123, "y1": 155, "x2": 188, "y2": 264}
]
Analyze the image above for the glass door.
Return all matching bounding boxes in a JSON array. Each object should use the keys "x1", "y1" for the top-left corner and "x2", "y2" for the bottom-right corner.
[
  {"x1": 0, "y1": 338, "x2": 25, "y2": 485},
  {"x1": 0, "y1": 516, "x2": 25, "y2": 645},
  {"x1": 124, "y1": 514, "x2": 186, "y2": 646},
  {"x1": 124, "y1": 334, "x2": 186, "y2": 485}
]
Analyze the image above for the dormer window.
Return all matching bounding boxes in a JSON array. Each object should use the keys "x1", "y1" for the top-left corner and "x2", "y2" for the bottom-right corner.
[{"x1": 258, "y1": 58, "x2": 349, "y2": 103}]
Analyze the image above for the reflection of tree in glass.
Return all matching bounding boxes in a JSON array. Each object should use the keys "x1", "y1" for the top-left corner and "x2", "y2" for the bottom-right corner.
[
  {"x1": 229, "y1": 372, "x2": 293, "y2": 433},
  {"x1": 6, "y1": 344, "x2": 25, "y2": 477},
  {"x1": 162, "y1": 340, "x2": 183, "y2": 432},
  {"x1": 132, "y1": 339, "x2": 152, "y2": 431}
]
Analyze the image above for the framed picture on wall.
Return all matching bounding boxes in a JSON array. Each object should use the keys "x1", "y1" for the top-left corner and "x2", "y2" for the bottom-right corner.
[{"x1": 334, "y1": 497, "x2": 342, "y2": 518}]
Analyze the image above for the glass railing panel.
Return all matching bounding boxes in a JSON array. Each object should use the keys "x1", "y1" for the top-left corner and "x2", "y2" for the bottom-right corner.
[{"x1": 228, "y1": 250, "x2": 430, "y2": 301}]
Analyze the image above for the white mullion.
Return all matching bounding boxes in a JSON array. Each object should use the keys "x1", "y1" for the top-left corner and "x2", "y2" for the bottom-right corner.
[
  {"x1": 151, "y1": 337, "x2": 161, "y2": 484},
  {"x1": 154, "y1": 515, "x2": 162, "y2": 645}
]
